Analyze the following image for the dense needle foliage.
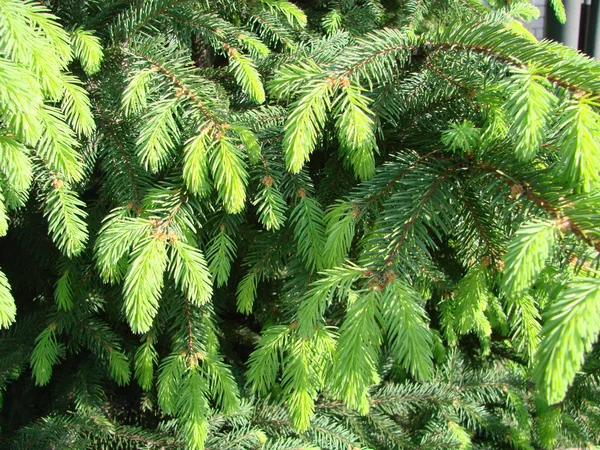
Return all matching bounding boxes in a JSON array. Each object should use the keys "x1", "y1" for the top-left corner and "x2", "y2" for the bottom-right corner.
[{"x1": 0, "y1": 0, "x2": 600, "y2": 448}]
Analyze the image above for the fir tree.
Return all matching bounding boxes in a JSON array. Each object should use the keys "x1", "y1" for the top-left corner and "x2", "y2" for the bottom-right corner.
[{"x1": 1, "y1": 0, "x2": 600, "y2": 449}]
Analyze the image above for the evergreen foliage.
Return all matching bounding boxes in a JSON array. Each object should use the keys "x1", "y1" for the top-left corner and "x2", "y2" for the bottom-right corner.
[{"x1": 0, "y1": 0, "x2": 600, "y2": 449}]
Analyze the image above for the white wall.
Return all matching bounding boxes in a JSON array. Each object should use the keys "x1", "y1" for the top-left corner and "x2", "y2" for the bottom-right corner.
[{"x1": 527, "y1": 0, "x2": 547, "y2": 39}]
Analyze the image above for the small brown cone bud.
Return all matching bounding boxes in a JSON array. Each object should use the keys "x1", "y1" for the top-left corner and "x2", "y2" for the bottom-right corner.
[
  {"x1": 383, "y1": 270, "x2": 397, "y2": 286},
  {"x1": 555, "y1": 217, "x2": 571, "y2": 233},
  {"x1": 325, "y1": 76, "x2": 336, "y2": 87},
  {"x1": 262, "y1": 175, "x2": 274, "y2": 187},
  {"x1": 152, "y1": 230, "x2": 167, "y2": 241},
  {"x1": 495, "y1": 259, "x2": 505, "y2": 272},
  {"x1": 510, "y1": 184, "x2": 523, "y2": 198}
]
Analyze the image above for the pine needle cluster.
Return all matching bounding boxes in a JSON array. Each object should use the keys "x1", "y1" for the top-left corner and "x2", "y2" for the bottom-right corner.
[{"x1": 1, "y1": 0, "x2": 599, "y2": 449}]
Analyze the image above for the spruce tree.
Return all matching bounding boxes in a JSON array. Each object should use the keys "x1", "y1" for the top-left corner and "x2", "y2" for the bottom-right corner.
[{"x1": 0, "y1": 0, "x2": 600, "y2": 448}]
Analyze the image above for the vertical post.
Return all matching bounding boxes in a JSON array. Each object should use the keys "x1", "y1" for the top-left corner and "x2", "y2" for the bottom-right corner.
[
  {"x1": 546, "y1": 0, "x2": 583, "y2": 49},
  {"x1": 590, "y1": 0, "x2": 600, "y2": 57},
  {"x1": 580, "y1": 0, "x2": 592, "y2": 52}
]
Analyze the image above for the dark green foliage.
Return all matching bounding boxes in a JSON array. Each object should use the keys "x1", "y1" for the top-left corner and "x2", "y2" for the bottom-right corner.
[{"x1": 1, "y1": 0, "x2": 600, "y2": 449}]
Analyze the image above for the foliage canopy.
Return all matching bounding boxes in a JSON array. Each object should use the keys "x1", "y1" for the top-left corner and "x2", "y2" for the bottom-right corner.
[{"x1": 0, "y1": 0, "x2": 600, "y2": 449}]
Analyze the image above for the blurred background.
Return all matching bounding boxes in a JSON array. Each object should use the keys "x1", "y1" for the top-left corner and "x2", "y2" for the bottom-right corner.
[{"x1": 523, "y1": 0, "x2": 600, "y2": 57}]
